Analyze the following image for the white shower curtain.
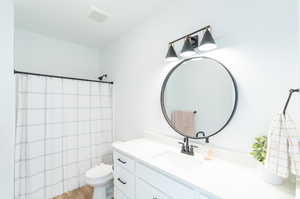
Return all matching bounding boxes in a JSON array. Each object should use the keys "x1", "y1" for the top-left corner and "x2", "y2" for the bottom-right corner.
[{"x1": 14, "y1": 74, "x2": 113, "y2": 199}]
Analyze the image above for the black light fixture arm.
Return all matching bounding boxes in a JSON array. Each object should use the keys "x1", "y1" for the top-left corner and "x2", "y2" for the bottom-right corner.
[
  {"x1": 168, "y1": 25, "x2": 211, "y2": 45},
  {"x1": 283, "y1": 88, "x2": 299, "y2": 115}
]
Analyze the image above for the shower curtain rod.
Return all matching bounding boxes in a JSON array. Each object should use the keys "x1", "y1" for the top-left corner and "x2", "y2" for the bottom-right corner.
[{"x1": 14, "y1": 69, "x2": 114, "y2": 84}]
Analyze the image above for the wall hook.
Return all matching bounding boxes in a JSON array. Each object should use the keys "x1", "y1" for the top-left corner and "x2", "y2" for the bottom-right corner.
[{"x1": 283, "y1": 88, "x2": 299, "y2": 115}]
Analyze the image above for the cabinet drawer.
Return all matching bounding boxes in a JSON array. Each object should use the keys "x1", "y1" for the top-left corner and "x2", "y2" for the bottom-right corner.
[
  {"x1": 136, "y1": 177, "x2": 170, "y2": 199},
  {"x1": 114, "y1": 151, "x2": 135, "y2": 172},
  {"x1": 136, "y1": 163, "x2": 195, "y2": 199},
  {"x1": 114, "y1": 165, "x2": 135, "y2": 199},
  {"x1": 115, "y1": 188, "x2": 129, "y2": 199}
]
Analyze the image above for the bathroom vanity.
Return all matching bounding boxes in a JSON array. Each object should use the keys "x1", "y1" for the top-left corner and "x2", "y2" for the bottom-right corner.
[
  {"x1": 113, "y1": 57, "x2": 294, "y2": 199},
  {"x1": 113, "y1": 138, "x2": 294, "y2": 199}
]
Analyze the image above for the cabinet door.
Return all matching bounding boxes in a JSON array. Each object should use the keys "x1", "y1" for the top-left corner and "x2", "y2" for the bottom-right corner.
[
  {"x1": 136, "y1": 177, "x2": 170, "y2": 199},
  {"x1": 136, "y1": 163, "x2": 196, "y2": 199}
]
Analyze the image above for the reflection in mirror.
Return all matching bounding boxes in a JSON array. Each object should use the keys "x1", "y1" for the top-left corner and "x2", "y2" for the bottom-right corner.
[{"x1": 161, "y1": 57, "x2": 237, "y2": 139}]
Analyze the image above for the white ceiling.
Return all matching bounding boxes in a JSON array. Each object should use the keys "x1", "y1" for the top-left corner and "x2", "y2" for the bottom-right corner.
[{"x1": 14, "y1": 0, "x2": 173, "y2": 48}]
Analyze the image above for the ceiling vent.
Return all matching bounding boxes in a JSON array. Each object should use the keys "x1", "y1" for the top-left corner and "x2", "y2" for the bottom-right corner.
[{"x1": 88, "y1": 6, "x2": 109, "y2": 23}]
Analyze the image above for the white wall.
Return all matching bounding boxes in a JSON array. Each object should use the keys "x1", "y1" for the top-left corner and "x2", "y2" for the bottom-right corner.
[
  {"x1": 0, "y1": 0, "x2": 14, "y2": 198},
  {"x1": 100, "y1": 0, "x2": 300, "y2": 152},
  {"x1": 15, "y1": 29, "x2": 103, "y2": 80}
]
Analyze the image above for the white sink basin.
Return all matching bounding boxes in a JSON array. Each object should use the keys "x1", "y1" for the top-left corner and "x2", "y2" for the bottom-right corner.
[{"x1": 152, "y1": 151, "x2": 203, "y2": 172}]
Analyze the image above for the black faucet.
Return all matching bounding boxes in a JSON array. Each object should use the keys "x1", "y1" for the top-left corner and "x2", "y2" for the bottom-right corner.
[
  {"x1": 196, "y1": 131, "x2": 205, "y2": 138},
  {"x1": 178, "y1": 137, "x2": 198, "y2": 156},
  {"x1": 195, "y1": 131, "x2": 210, "y2": 143}
]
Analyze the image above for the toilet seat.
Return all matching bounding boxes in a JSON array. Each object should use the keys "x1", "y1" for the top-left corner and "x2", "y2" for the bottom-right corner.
[
  {"x1": 86, "y1": 164, "x2": 112, "y2": 178},
  {"x1": 85, "y1": 163, "x2": 113, "y2": 186}
]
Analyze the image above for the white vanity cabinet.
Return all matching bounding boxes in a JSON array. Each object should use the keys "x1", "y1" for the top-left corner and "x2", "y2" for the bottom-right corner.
[
  {"x1": 113, "y1": 150, "x2": 210, "y2": 199},
  {"x1": 112, "y1": 139, "x2": 295, "y2": 199},
  {"x1": 136, "y1": 178, "x2": 170, "y2": 199}
]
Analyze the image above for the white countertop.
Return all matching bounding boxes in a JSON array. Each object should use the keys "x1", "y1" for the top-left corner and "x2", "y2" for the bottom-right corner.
[{"x1": 113, "y1": 138, "x2": 295, "y2": 199}]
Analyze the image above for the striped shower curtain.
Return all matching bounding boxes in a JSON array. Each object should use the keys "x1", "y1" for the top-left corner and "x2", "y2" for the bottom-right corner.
[{"x1": 14, "y1": 74, "x2": 113, "y2": 199}]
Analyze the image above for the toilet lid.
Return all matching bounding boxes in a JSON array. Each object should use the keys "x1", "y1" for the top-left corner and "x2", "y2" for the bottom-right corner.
[{"x1": 86, "y1": 163, "x2": 112, "y2": 179}]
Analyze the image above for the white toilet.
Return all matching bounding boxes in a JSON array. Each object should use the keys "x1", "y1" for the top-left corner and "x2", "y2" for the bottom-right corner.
[{"x1": 85, "y1": 163, "x2": 113, "y2": 199}]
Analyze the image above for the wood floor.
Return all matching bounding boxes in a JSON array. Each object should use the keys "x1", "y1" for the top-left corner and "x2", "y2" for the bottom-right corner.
[{"x1": 52, "y1": 186, "x2": 94, "y2": 199}]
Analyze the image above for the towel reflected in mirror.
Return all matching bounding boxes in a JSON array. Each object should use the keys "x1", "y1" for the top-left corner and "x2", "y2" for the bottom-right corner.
[{"x1": 171, "y1": 110, "x2": 195, "y2": 137}]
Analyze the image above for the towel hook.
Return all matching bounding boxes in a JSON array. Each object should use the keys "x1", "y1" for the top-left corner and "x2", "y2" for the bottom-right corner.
[{"x1": 283, "y1": 88, "x2": 300, "y2": 115}]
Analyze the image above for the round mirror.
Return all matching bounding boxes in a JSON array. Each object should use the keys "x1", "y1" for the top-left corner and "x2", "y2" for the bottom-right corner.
[{"x1": 161, "y1": 57, "x2": 237, "y2": 140}]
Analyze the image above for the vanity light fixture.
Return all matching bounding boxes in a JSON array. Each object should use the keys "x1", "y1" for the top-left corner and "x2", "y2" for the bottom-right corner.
[
  {"x1": 165, "y1": 44, "x2": 179, "y2": 61},
  {"x1": 180, "y1": 36, "x2": 196, "y2": 57},
  {"x1": 198, "y1": 28, "x2": 217, "y2": 51},
  {"x1": 165, "y1": 25, "x2": 217, "y2": 61}
]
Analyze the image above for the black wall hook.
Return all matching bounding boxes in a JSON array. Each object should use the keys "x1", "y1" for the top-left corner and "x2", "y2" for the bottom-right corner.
[{"x1": 283, "y1": 88, "x2": 299, "y2": 115}]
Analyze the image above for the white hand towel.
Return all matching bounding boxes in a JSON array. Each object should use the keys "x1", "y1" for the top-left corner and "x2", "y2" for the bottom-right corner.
[
  {"x1": 285, "y1": 114, "x2": 300, "y2": 176},
  {"x1": 265, "y1": 113, "x2": 300, "y2": 178}
]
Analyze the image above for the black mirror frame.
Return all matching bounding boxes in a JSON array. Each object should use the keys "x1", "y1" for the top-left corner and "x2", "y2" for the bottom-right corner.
[{"x1": 160, "y1": 56, "x2": 238, "y2": 141}]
